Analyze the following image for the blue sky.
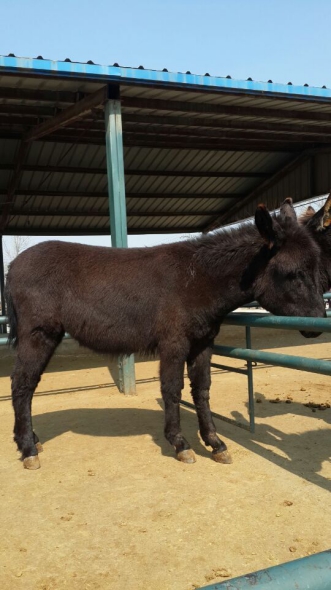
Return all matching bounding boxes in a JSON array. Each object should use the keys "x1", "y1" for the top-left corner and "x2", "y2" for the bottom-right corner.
[
  {"x1": 1, "y1": 0, "x2": 331, "y2": 253},
  {"x1": 2, "y1": 0, "x2": 331, "y2": 87}
]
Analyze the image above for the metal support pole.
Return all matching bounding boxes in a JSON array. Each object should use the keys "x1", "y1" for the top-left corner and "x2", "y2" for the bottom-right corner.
[
  {"x1": 245, "y1": 326, "x2": 255, "y2": 433},
  {"x1": 0, "y1": 236, "x2": 6, "y2": 334},
  {"x1": 105, "y1": 86, "x2": 136, "y2": 395}
]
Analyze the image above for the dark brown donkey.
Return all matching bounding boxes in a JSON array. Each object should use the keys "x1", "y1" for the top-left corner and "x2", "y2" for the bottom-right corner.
[
  {"x1": 6, "y1": 199, "x2": 326, "y2": 470},
  {"x1": 300, "y1": 193, "x2": 331, "y2": 293}
]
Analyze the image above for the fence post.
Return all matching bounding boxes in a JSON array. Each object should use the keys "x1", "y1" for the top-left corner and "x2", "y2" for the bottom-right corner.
[
  {"x1": 245, "y1": 326, "x2": 255, "y2": 433},
  {"x1": 104, "y1": 86, "x2": 136, "y2": 395}
]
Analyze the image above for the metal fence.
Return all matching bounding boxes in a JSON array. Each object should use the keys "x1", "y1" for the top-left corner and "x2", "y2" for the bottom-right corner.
[
  {"x1": 182, "y1": 293, "x2": 331, "y2": 433},
  {"x1": 197, "y1": 549, "x2": 331, "y2": 590}
]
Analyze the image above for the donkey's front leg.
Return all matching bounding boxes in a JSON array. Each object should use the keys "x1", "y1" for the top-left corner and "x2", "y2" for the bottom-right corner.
[
  {"x1": 187, "y1": 345, "x2": 232, "y2": 464},
  {"x1": 159, "y1": 348, "x2": 196, "y2": 464}
]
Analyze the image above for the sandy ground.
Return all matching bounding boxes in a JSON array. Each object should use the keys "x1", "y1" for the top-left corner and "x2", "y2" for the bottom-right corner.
[{"x1": 0, "y1": 325, "x2": 331, "y2": 590}]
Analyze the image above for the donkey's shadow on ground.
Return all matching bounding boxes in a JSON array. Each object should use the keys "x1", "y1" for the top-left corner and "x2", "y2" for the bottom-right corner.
[
  {"x1": 31, "y1": 394, "x2": 331, "y2": 492},
  {"x1": 228, "y1": 393, "x2": 331, "y2": 492},
  {"x1": 32, "y1": 401, "x2": 212, "y2": 461}
]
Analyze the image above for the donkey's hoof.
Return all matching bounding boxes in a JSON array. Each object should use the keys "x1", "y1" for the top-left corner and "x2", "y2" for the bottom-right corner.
[
  {"x1": 176, "y1": 449, "x2": 196, "y2": 464},
  {"x1": 23, "y1": 455, "x2": 40, "y2": 470},
  {"x1": 212, "y1": 449, "x2": 232, "y2": 464},
  {"x1": 35, "y1": 442, "x2": 43, "y2": 453}
]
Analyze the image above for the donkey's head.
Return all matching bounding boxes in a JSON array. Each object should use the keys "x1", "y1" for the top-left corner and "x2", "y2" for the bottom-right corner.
[
  {"x1": 251, "y1": 198, "x2": 325, "y2": 336},
  {"x1": 300, "y1": 193, "x2": 331, "y2": 289},
  {"x1": 299, "y1": 192, "x2": 331, "y2": 309}
]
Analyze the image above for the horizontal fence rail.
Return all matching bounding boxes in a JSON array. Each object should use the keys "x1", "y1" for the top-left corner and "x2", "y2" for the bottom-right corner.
[
  {"x1": 244, "y1": 292, "x2": 331, "y2": 308},
  {"x1": 213, "y1": 344, "x2": 331, "y2": 376},
  {"x1": 223, "y1": 312, "x2": 331, "y2": 333},
  {"x1": 198, "y1": 549, "x2": 331, "y2": 590}
]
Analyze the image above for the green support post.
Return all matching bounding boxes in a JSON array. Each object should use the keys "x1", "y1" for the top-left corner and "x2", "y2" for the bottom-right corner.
[{"x1": 105, "y1": 87, "x2": 136, "y2": 395}]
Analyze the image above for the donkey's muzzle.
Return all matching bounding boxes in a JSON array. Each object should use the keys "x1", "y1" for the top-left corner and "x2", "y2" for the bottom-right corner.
[{"x1": 300, "y1": 330, "x2": 322, "y2": 339}]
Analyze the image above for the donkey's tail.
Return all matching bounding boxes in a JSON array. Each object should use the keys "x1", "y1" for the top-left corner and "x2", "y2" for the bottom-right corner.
[{"x1": 5, "y1": 280, "x2": 18, "y2": 348}]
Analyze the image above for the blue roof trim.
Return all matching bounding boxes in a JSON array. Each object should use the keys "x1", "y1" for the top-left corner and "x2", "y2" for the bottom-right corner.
[{"x1": 1, "y1": 55, "x2": 331, "y2": 101}]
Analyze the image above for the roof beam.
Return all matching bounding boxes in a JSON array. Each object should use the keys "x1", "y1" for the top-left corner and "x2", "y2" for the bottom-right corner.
[
  {"x1": 4, "y1": 106, "x2": 331, "y2": 137},
  {"x1": 123, "y1": 96, "x2": 331, "y2": 124},
  {"x1": 0, "y1": 130, "x2": 304, "y2": 151},
  {"x1": 23, "y1": 86, "x2": 108, "y2": 142},
  {"x1": 5, "y1": 112, "x2": 331, "y2": 143},
  {"x1": 2, "y1": 226, "x2": 200, "y2": 236},
  {"x1": 122, "y1": 123, "x2": 331, "y2": 144},
  {"x1": 5, "y1": 117, "x2": 331, "y2": 144},
  {"x1": 204, "y1": 151, "x2": 312, "y2": 231},
  {"x1": 2, "y1": 88, "x2": 331, "y2": 123},
  {"x1": 124, "y1": 113, "x2": 331, "y2": 137},
  {"x1": 0, "y1": 190, "x2": 244, "y2": 200},
  {"x1": 0, "y1": 141, "x2": 29, "y2": 232},
  {"x1": 0, "y1": 104, "x2": 60, "y2": 117},
  {"x1": 0, "y1": 163, "x2": 270, "y2": 179},
  {"x1": 10, "y1": 209, "x2": 229, "y2": 218},
  {"x1": 39, "y1": 130, "x2": 314, "y2": 152},
  {"x1": 0, "y1": 86, "x2": 78, "y2": 104}
]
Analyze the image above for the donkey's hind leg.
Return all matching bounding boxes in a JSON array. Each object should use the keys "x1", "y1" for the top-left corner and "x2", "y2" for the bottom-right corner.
[
  {"x1": 12, "y1": 328, "x2": 63, "y2": 469},
  {"x1": 187, "y1": 344, "x2": 232, "y2": 464}
]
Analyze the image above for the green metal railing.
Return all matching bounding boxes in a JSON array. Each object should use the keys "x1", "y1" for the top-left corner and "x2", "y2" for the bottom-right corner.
[
  {"x1": 183, "y1": 293, "x2": 331, "y2": 434},
  {"x1": 198, "y1": 550, "x2": 331, "y2": 590}
]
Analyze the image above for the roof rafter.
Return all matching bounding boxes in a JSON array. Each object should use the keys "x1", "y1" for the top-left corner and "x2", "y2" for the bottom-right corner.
[
  {"x1": 0, "y1": 190, "x2": 244, "y2": 200},
  {"x1": 123, "y1": 96, "x2": 331, "y2": 124},
  {"x1": 11, "y1": 209, "x2": 227, "y2": 218},
  {"x1": 23, "y1": 86, "x2": 108, "y2": 142},
  {"x1": 0, "y1": 130, "x2": 304, "y2": 151},
  {"x1": 0, "y1": 86, "x2": 78, "y2": 104},
  {"x1": 122, "y1": 123, "x2": 331, "y2": 144},
  {"x1": 123, "y1": 113, "x2": 331, "y2": 137},
  {"x1": 204, "y1": 151, "x2": 313, "y2": 231},
  {"x1": 0, "y1": 164, "x2": 270, "y2": 179},
  {"x1": 4, "y1": 118, "x2": 331, "y2": 145},
  {"x1": 3, "y1": 225, "x2": 199, "y2": 236},
  {"x1": 0, "y1": 141, "x2": 29, "y2": 232},
  {"x1": 4, "y1": 106, "x2": 331, "y2": 137}
]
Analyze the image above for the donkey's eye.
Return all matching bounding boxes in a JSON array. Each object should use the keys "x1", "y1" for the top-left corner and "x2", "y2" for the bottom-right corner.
[
  {"x1": 286, "y1": 271, "x2": 296, "y2": 280},
  {"x1": 297, "y1": 270, "x2": 305, "y2": 280}
]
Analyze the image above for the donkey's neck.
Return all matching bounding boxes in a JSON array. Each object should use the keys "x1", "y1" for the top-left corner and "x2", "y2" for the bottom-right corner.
[
  {"x1": 321, "y1": 252, "x2": 331, "y2": 293},
  {"x1": 191, "y1": 225, "x2": 263, "y2": 315}
]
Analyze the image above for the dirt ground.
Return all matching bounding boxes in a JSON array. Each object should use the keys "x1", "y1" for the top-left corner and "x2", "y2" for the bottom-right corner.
[{"x1": 0, "y1": 325, "x2": 331, "y2": 590}]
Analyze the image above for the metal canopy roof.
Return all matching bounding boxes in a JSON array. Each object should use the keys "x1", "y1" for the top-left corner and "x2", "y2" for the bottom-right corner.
[{"x1": 1, "y1": 54, "x2": 331, "y2": 236}]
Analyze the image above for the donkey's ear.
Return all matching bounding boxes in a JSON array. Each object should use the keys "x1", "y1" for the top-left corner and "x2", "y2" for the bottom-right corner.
[
  {"x1": 299, "y1": 205, "x2": 316, "y2": 224},
  {"x1": 306, "y1": 193, "x2": 331, "y2": 232},
  {"x1": 279, "y1": 197, "x2": 297, "y2": 222},
  {"x1": 255, "y1": 204, "x2": 284, "y2": 249}
]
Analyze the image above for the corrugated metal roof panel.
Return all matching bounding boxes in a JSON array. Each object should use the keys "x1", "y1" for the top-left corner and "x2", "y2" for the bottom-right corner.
[
  {"x1": 2, "y1": 54, "x2": 331, "y2": 235},
  {"x1": 2, "y1": 54, "x2": 331, "y2": 102}
]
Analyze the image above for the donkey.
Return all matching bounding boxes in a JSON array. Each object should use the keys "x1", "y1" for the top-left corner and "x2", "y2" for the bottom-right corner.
[
  {"x1": 300, "y1": 193, "x2": 331, "y2": 294},
  {"x1": 5, "y1": 199, "x2": 326, "y2": 470}
]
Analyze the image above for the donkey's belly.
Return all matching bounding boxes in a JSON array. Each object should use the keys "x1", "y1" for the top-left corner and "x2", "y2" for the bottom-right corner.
[{"x1": 64, "y1": 311, "x2": 158, "y2": 356}]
